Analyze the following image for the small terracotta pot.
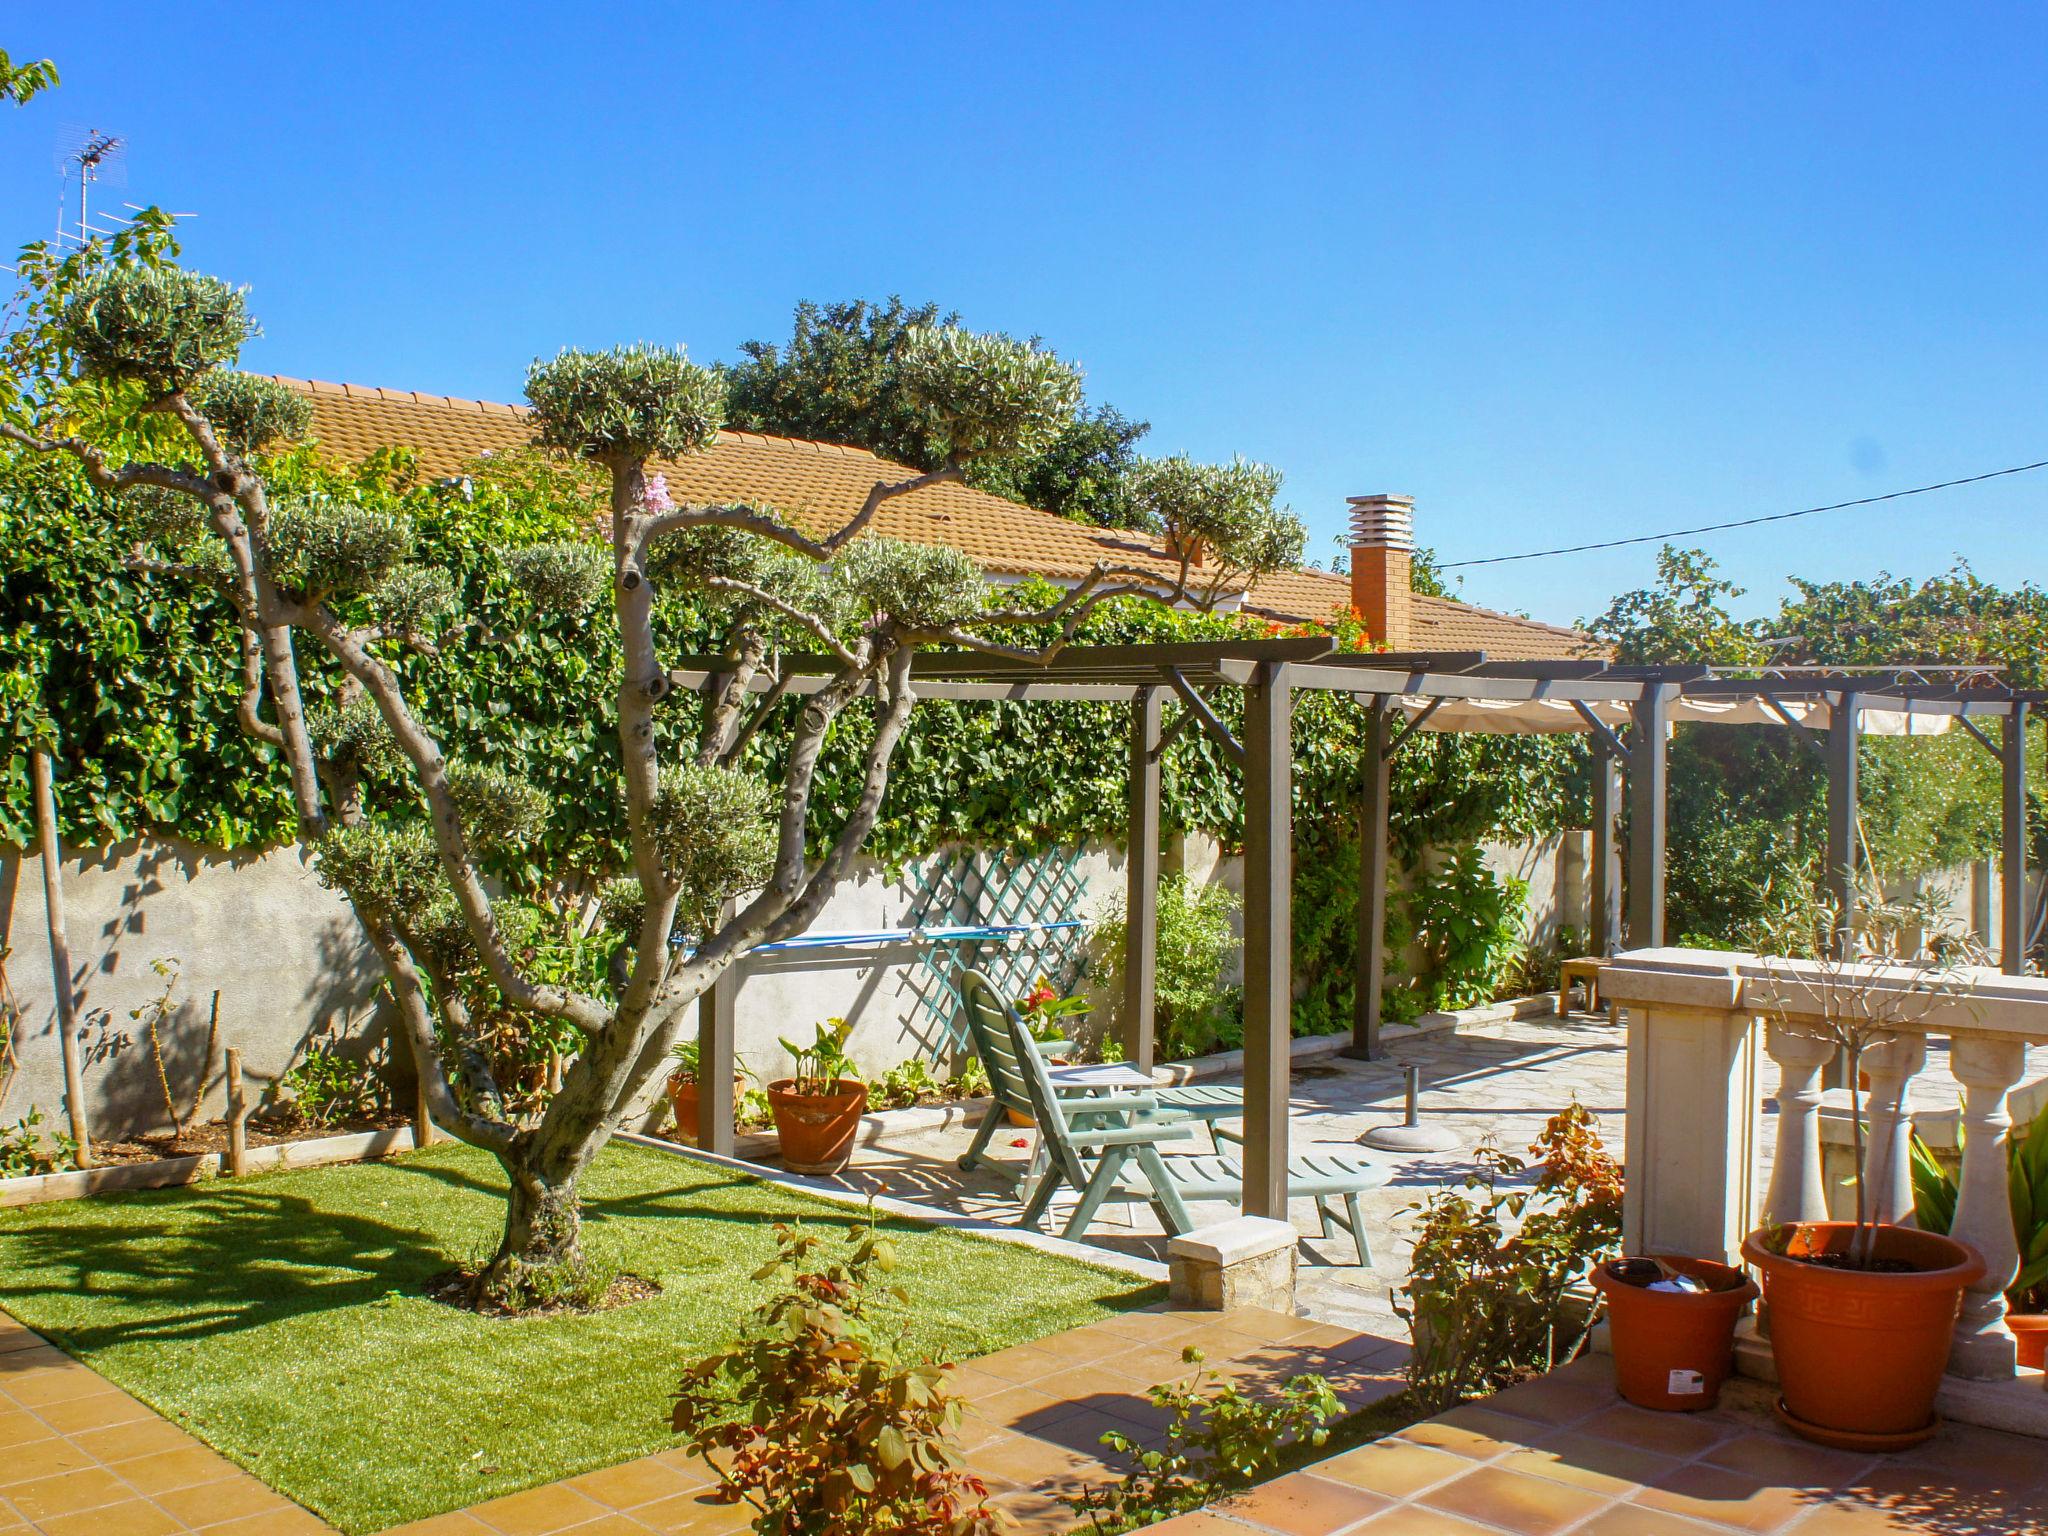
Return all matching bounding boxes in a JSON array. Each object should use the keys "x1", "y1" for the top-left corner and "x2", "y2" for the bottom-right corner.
[
  {"x1": 767, "y1": 1079, "x2": 868, "y2": 1173},
  {"x1": 1005, "y1": 1107, "x2": 1035, "y2": 1129},
  {"x1": 1593, "y1": 1256, "x2": 1757, "y2": 1412},
  {"x1": 666, "y1": 1075, "x2": 744, "y2": 1145},
  {"x1": 1742, "y1": 1222, "x2": 1983, "y2": 1450},
  {"x1": 2009, "y1": 1313, "x2": 2048, "y2": 1371}
]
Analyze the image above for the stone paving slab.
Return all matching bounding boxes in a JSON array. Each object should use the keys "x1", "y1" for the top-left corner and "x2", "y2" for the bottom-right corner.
[
  {"x1": 1144, "y1": 1353, "x2": 2048, "y2": 1535},
  {"x1": 0, "y1": 1302, "x2": 1405, "y2": 1535}
]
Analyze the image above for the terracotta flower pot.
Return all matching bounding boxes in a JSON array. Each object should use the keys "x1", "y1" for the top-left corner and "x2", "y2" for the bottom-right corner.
[
  {"x1": 767, "y1": 1079, "x2": 867, "y2": 1174},
  {"x1": 1593, "y1": 1256, "x2": 1757, "y2": 1412},
  {"x1": 666, "y1": 1075, "x2": 744, "y2": 1146},
  {"x1": 1742, "y1": 1222, "x2": 1983, "y2": 1450},
  {"x1": 2009, "y1": 1313, "x2": 2048, "y2": 1371}
]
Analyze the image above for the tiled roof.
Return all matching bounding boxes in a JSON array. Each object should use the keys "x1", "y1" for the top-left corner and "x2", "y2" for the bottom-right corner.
[{"x1": 273, "y1": 377, "x2": 1594, "y2": 660}]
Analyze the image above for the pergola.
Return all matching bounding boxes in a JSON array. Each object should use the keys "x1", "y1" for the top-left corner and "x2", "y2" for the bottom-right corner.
[{"x1": 673, "y1": 637, "x2": 2042, "y2": 1218}]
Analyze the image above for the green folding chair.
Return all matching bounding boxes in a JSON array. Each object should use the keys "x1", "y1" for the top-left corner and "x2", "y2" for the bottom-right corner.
[{"x1": 1004, "y1": 994, "x2": 1390, "y2": 1264}]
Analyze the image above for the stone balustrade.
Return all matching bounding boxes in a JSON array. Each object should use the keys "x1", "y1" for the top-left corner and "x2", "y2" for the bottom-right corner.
[{"x1": 1599, "y1": 947, "x2": 2048, "y2": 1421}]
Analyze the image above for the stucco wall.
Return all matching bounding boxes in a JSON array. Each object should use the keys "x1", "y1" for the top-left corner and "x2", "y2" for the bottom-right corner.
[{"x1": 1, "y1": 838, "x2": 386, "y2": 1140}]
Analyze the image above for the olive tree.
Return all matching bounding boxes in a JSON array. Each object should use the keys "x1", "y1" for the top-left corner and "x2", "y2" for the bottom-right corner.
[{"x1": 2, "y1": 249, "x2": 1304, "y2": 1305}]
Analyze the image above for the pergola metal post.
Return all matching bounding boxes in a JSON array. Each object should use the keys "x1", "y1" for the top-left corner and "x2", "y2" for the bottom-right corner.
[
  {"x1": 1125, "y1": 686, "x2": 1163, "y2": 1069},
  {"x1": 1590, "y1": 740, "x2": 1623, "y2": 956},
  {"x1": 1826, "y1": 690, "x2": 1862, "y2": 956},
  {"x1": 2002, "y1": 701, "x2": 2030, "y2": 974},
  {"x1": 1626, "y1": 684, "x2": 1674, "y2": 948},
  {"x1": 1241, "y1": 662, "x2": 1294, "y2": 1218},
  {"x1": 1348, "y1": 699, "x2": 1392, "y2": 1059},
  {"x1": 698, "y1": 974, "x2": 736, "y2": 1156}
]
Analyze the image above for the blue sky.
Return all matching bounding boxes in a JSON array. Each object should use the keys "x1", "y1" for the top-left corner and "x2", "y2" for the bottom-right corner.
[{"x1": 11, "y1": 3, "x2": 2046, "y2": 626}]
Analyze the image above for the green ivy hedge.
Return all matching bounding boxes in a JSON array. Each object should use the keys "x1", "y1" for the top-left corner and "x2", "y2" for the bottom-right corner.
[{"x1": 2, "y1": 449, "x2": 1585, "y2": 1025}]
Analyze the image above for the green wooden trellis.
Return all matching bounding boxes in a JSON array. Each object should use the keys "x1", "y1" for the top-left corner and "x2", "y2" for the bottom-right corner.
[{"x1": 897, "y1": 847, "x2": 1091, "y2": 1063}]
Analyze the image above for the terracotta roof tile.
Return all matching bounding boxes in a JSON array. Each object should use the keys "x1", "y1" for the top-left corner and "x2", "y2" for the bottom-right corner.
[{"x1": 267, "y1": 376, "x2": 1595, "y2": 660}]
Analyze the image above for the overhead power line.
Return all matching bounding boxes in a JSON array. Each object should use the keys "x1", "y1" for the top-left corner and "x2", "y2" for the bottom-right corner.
[{"x1": 1438, "y1": 457, "x2": 2048, "y2": 569}]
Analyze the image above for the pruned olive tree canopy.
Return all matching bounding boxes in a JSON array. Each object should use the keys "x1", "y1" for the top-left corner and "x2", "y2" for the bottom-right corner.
[{"x1": 1, "y1": 234, "x2": 1305, "y2": 1304}]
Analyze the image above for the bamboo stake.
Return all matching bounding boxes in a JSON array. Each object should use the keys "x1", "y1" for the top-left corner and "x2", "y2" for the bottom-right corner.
[
  {"x1": 30, "y1": 748, "x2": 92, "y2": 1168},
  {"x1": 224, "y1": 1046, "x2": 249, "y2": 1177}
]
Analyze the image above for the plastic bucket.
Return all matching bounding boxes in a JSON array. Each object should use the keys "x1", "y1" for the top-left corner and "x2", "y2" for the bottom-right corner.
[{"x1": 1593, "y1": 1256, "x2": 1758, "y2": 1411}]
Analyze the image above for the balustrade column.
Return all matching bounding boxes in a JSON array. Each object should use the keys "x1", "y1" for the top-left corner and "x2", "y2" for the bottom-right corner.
[
  {"x1": 1858, "y1": 1033, "x2": 1929, "y2": 1229},
  {"x1": 1761, "y1": 1023, "x2": 1836, "y2": 1227},
  {"x1": 1948, "y1": 1033, "x2": 2028, "y2": 1379}
]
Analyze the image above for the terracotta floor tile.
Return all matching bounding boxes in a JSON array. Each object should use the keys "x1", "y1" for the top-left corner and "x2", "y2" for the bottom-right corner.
[
  {"x1": 627, "y1": 1486, "x2": 748, "y2": 1534},
  {"x1": 1313, "y1": 1439, "x2": 1473, "y2": 1500},
  {"x1": 1117, "y1": 1512, "x2": 1255, "y2": 1534},
  {"x1": 69, "y1": 1416, "x2": 202, "y2": 1464},
  {"x1": 1579, "y1": 1403, "x2": 1740, "y2": 1459},
  {"x1": 1634, "y1": 1462, "x2": 1824, "y2": 1534},
  {"x1": 379, "y1": 1515, "x2": 503, "y2": 1536},
  {"x1": 1399, "y1": 1404, "x2": 1535, "y2": 1460},
  {"x1": 973, "y1": 1344, "x2": 1068, "y2": 1386},
  {"x1": 35, "y1": 1497, "x2": 185, "y2": 1536},
  {"x1": 1577, "y1": 1504, "x2": 1735, "y2": 1535},
  {"x1": 113, "y1": 1443, "x2": 242, "y2": 1496},
  {"x1": 1483, "y1": 1372, "x2": 1618, "y2": 1429},
  {"x1": 0, "y1": 1435, "x2": 103, "y2": 1486},
  {"x1": 1499, "y1": 1431, "x2": 1679, "y2": 1498},
  {"x1": 153, "y1": 1473, "x2": 295, "y2": 1526},
  {"x1": 0, "y1": 1343, "x2": 71, "y2": 1373},
  {"x1": 5, "y1": 1465, "x2": 140, "y2": 1522},
  {"x1": 1829, "y1": 1464, "x2": 2048, "y2": 1526},
  {"x1": 463, "y1": 1480, "x2": 609, "y2": 1535},
  {"x1": 1702, "y1": 1432, "x2": 1875, "y2": 1491},
  {"x1": 1026, "y1": 1325, "x2": 1138, "y2": 1366},
  {"x1": 1217, "y1": 1307, "x2": 1325, "y2": 1345},
  {"x1": 0, "y1": 1368, "x2": 121, "y2": 1410},
  {"x1": 0, "y1": 1411, "x2": 53, "y2": 1451},
  {"x1": 567, "y1": 1455, "x2": 701, "y2": 1511},
  {"x1": 1352, "y1": 1506, "x2": 1512, "y2": 1535},
  {"x1": 1112, "y1": 1343, "x2": 1207, "y2": 1385},
  {"x1": 32, "y1": 1390, "x2": 156, "y2": 1434},
  {"x1": 1087, "y1": 1309, "x2": 1209, "y2": 1344},
  {"x1": 555, "y1": 1516, "x2": 660, "y2": 1535},
  {"x1": 1416, "y1": 1464, "x2": 1610, "y2": 1536},
  {"x1": 1212, "y1": 1470, "x2": 1389, "y2": 1535},
  {"x1": 1031, "y1": 1362, "x2": 1158, "y2": 1405},
  {"x1": 1891, "y1": 1423, "x2": 2048, "y2": 1491},
  {"x1": 196, "y1": 1509, "x2": 334, "y2": 1535},
  {"x1": 989, "y1": 1485, "x2": 1085, "y2": 1533},
  {"x1": 963, "y1": 1429, "x2": 1102, "y2": 1491},
  {"x1": 968, "y1": 1381, "x2": 1073, "y2": 1429}
]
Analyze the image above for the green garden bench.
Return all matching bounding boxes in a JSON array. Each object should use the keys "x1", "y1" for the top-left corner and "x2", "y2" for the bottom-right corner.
[
  {"x1": 953, "y1": 970, "x2": 1243, "y2": 1179},
  {"x1": 991, "y1": 980, "x2": 1390, "y2": 1265}
]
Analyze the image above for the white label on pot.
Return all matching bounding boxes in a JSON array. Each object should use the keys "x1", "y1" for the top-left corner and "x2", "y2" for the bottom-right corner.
[{"x1": 1667, "y1": 1369, "x2": 1705, "y2": 1395}]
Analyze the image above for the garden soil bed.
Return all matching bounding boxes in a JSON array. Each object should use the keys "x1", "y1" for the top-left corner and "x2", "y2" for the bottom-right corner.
[{"x1": 86, "y1": 1111, "x2": 410, "y2": 1165}]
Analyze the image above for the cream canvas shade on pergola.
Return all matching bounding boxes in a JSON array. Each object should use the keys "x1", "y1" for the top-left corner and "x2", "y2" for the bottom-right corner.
[{"x1": 670, "y1": 636, "x2": 2041, "y2": 1220}]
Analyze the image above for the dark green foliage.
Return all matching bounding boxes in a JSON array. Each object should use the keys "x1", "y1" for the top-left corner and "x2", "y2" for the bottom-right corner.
[
  {"x1": 525, "y1": 345, "x2": 725, "y2": 463},
  {"x1": 722, "y1": 298, "x2": 1156, "y2": 528},
  {"x1": 1074, "y1": 1347, "x2": 1342, "y2": 1532},
  {"x1": 446, "y1": 761, "x2": 550, "y2": 852},
  {"x1": 312, "y1": 822, "x2": 441, "y2": 916},
  {"x1": 830, "y1": 536, "x2": 986, "y2": 631},
  {"x1": 307, "y1": 696, "x2": 404, "y2": 780},
  {"x1": 187, "y1": 370, "x2": 314, "y2": 457},
  {"x1": 503, "y1": 539, "x2": 609, "y2": 614},
  {"x1": 648, "y1": 763, "x2": 777, "y2": 928},
  {"x1": 266, "y1": 496, "x2": 415, "y2": 599},
  {"x1": 367, "y1": 564, "x2": 457, "y2": 635},
  {"x1": 59, "y1": 265, "x2": 254, "y2": 390},
  {"x1": 895, "y1": 324, "x2": 1081, "y2": 462}
]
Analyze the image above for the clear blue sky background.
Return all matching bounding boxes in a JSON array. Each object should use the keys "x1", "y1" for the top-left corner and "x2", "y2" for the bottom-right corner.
[{"x1": 11, "y1": 4, "x2": 2046, "y2": 626}]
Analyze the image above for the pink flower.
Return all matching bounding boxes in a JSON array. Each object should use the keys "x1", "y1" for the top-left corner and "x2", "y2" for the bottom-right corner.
[{"x1": 642, "y1": 473, "x2": 675, "y2": 514}]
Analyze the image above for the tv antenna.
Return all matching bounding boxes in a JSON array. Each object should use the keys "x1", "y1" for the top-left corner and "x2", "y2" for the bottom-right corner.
[{"x1": 56, "y1": 127, "x2": 126, "y2": 246}]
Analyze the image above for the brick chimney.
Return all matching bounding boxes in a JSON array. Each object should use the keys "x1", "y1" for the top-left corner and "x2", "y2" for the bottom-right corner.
[{"x1": 1348, "y1": 494, "x2": 1415, "y2": 649}]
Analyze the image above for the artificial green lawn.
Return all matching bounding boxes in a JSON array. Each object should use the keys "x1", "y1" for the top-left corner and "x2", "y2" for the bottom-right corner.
[{"x1": 0, "y1": 1141, "x2": 1158, "y2": 1533}]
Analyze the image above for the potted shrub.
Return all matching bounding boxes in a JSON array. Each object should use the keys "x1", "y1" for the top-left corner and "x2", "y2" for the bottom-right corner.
[
  {"x1": 1910, "y1": 1096, "x2": 2048, "y2": 1369},
  {"x1": 1741, "y1": 890, "x2": 1985, "y2": 1450},
  {"x1": 767, "y1": 1018, "x2": 867, "y2": 1174},
  {"x1": 666, "y1": 1040, "x2": 751, "y2": 1147}
]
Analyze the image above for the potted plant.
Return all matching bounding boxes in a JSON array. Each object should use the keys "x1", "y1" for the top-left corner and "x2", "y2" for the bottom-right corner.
[
  {"x1": 1740, "y1": 889, "x2": 1986, "y2": 1450},
  {"x1": 1006, "y1": 980, "x2": 1090, "y2": 1127},
  {"x1": 1911, "y1": 1095, "x2": 2048, "y2": 1369},
  {"x1": 666, "y1": 1039, "x2": 751, "y2": 1147},
  {"x1": 767, "y1": 1018, "x2": 867, "y2": 1174}
]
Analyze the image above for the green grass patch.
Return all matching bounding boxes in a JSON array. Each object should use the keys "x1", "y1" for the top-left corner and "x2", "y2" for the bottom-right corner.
[{"x1": 0, "y1": 1140, "x2": 1159, "y2": 1533}]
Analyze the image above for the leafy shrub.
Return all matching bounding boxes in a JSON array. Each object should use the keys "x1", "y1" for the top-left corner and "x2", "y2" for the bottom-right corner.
[
  {"x1": 1073, "y1": 1346, "x2": 1340, "y2": 1531},
  {"x1": 1396, "y1": 1102, "x2": 1622, "y2": 1413},
  {"x1": 277, "y1": 1043, "x2": 389, "y2": 1129},
  {"x1": 1097, "y1": 872, "x2": 1239, "y2": 1060},
  {"x1": 1912, "y1": 1087, "x2": 2048, "y2": 1311},
  {"x1": 672, "y1": 1220, "x2": 1003, "y2": 1536},
  {"x1": 1394, "y1": 845, "x2": 1528, "y2": 1015},
  {"x1": 0, "y1": 1107, "x2": 77, "y2": 1178}
]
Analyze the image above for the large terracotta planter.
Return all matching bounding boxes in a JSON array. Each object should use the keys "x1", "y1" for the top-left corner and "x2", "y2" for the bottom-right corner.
[
  {"x1": 767, "y1": 1079, "x2": 867, "y2": 1174},
  {"x1": 1742, "y1": 1222, "x2": 1983, "y2": 1450},
  {"x1": 1593, "y1": 1256, "x2": 1757, "y2": 1412}
]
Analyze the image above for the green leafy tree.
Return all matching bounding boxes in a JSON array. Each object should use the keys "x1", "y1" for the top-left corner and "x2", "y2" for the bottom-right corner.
[
  {"x1": 0, "y1": 49, "x2": 58, "y2": 106},
  {"x1": 1, "y1": 250, "x2": 1304, "y2": 1305},
  {"x1": 722, "y1": 296, "x2": 1156, "y2": 528}
]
